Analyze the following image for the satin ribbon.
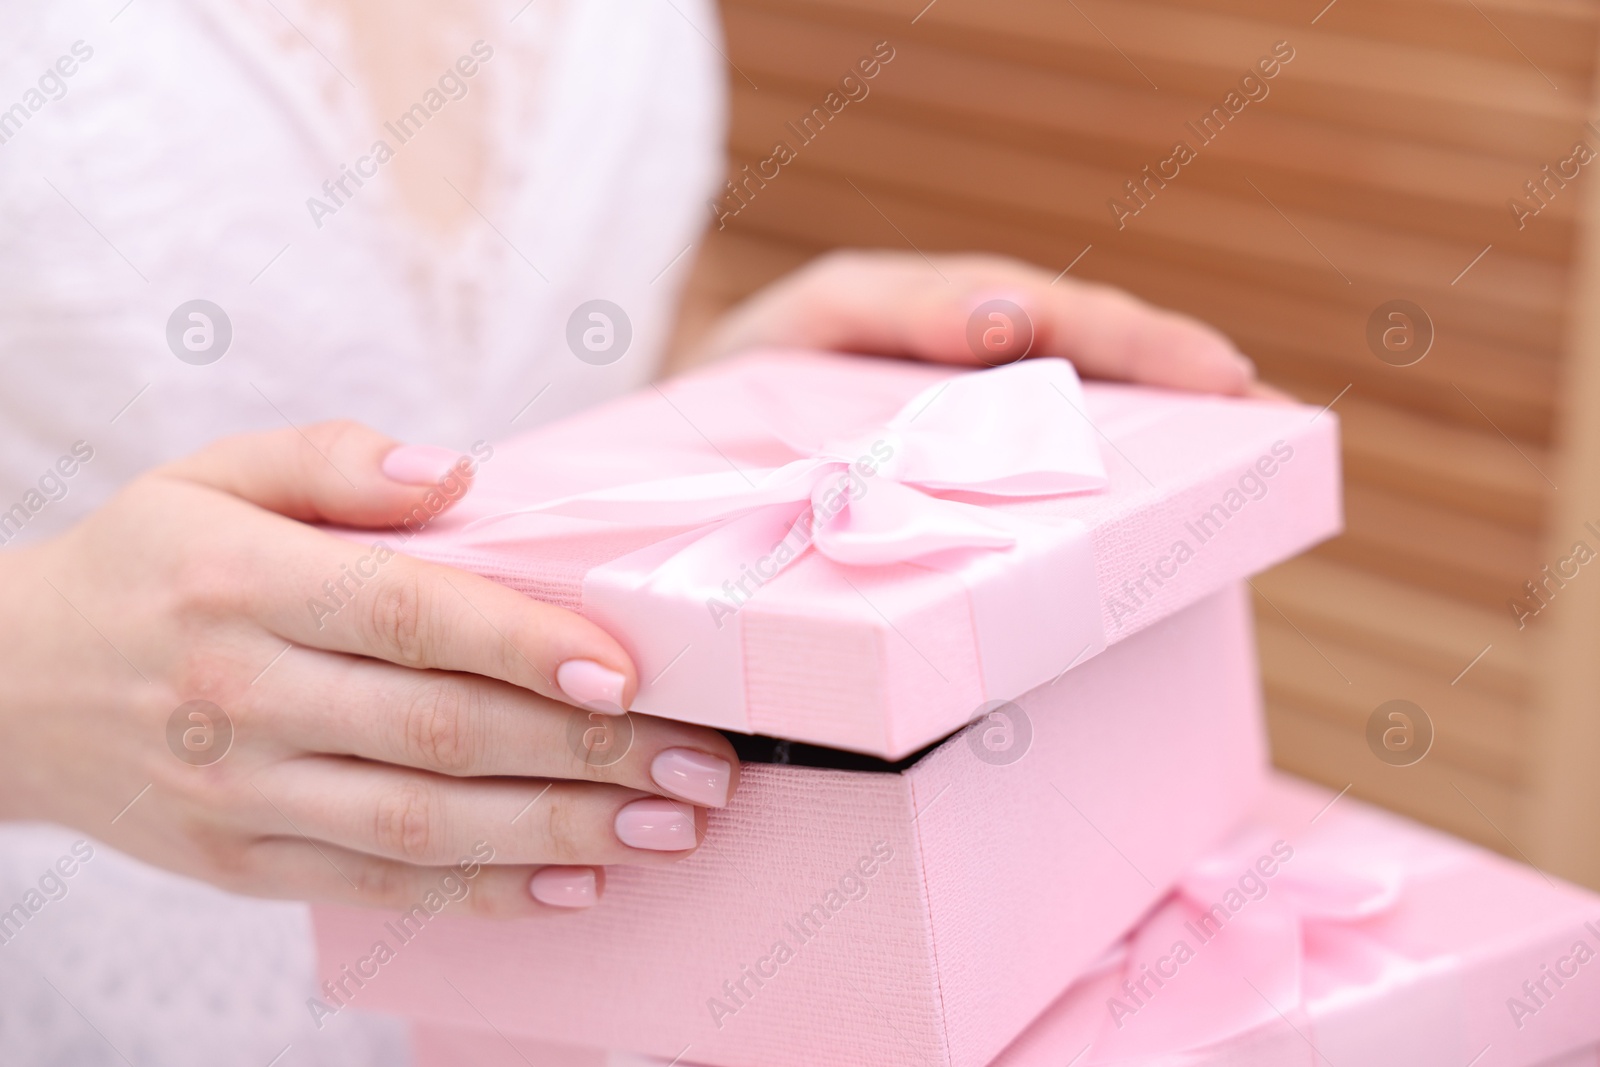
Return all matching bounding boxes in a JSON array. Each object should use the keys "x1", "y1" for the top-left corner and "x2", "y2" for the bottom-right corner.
[
  {"x1": 457, "y1": 360, "x2": 1112, "y2": 738},
  {"x1": 463, "y1": 357, "x2": 1109, "y2": 566},
  {"x1": 1081, "y1": 831, "x2": 1427, "y2": 1064}
]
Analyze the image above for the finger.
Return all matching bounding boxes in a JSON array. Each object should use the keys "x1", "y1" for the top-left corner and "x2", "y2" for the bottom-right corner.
[
  {"x1": 162, "y1": 419, "x2": 483, "y2": 528},
  {"x1": 251, "y1": 757, "x2": 707, "y2": 867},
  {"x1": 708, "y1": 250, "x2": 1257, "y2": 396},
  {"x1": 1030, "y1": 283, "x2": 1255, "y2": 395},
  {"x1": 233, "y1": 837, "x2": 603, "y2": 914},
  {"x1": 884, "y1": 257, "x2": 1255, "y2": 394},
  {"x1": 235, "y1": 517, "x2": 639, "y2": 711},
  {"x1": 1244, "y1": 378, "x2": 1300, "y2": 404},
  {"x1": 262, "y1": 649, "x2": 739, "y2": 806}
]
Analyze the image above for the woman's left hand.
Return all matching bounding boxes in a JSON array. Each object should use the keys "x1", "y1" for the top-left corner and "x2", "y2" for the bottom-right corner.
[{"x1": 690, "y1": 249, "x2": 1276, "y2": 398}]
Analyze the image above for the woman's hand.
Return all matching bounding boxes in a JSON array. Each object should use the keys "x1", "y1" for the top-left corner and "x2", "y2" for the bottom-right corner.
[
  {"x1": 691, "y1": 249, "x2": 1278, "y2": 398},
  {"x1": 0, "y1": 421, "x2": 739, "y2": 915}
]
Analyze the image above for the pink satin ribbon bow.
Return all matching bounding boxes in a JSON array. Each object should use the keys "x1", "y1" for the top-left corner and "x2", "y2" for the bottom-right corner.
[
  {"x1": 463, "y1": 357, "x2": 1110, "y2": 565},
  {"x1": 1084, "y1": 832, "x2": 1408, "y2": 1062},
  {"x1": 457, "y1": 357, "x2": 1112, "y2": 737}
]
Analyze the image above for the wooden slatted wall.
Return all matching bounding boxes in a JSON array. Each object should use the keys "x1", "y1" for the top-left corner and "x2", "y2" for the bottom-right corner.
[{"x1": 681, "y1": 0, "x2": 1600, "y2": 881}]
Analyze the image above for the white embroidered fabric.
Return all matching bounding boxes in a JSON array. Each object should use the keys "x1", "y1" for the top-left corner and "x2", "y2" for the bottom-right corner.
[{"x1": 0, "y1": 0, "x2": 724, "y2": 1061}]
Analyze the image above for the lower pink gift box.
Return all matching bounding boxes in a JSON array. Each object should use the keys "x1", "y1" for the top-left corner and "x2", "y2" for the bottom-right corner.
[
  {"x1": 400, "y1": 1026, "x2": 1600, "y2": 1067},
  {"x1": 992, "y1": 774, "x2": 1600, "y2": 1067},
  {"x1": 396, "y1": 775, "x2": 1600, "y2": 1067},
  {"x1": 312, "y1": 583, "x2": 1267, "y2": 1067}
]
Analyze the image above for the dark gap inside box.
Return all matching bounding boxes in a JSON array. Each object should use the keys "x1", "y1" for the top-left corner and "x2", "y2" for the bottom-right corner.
[{"x1": 722, "y1": 729, "x2": 947, "y2": 773}]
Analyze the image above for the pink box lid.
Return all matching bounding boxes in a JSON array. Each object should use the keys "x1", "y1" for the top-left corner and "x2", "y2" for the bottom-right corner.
[{"x1": 365, "y1": 349, "x2": 1340, "y2": 757}]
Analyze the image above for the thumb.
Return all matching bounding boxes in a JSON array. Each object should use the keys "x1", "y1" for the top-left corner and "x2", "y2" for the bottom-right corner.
[{"x1": 161, "y1": 420, "x2": 483, "y2": 528}]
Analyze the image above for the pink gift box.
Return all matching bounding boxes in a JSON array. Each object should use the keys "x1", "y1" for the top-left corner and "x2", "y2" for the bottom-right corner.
[
  {"x1": 351, "y1": 348, "x2": 1341, "y2": 758},
  {"x1": 314, "y1": 584, "x2": 1268, "y2": 1067},
  {"x1": 403, "y1": 1024, "x2": 1600, "y2": 1067},
  {"x1": 989, "y1": 775, "x2": 1600, "y2": 1067},
  {"x1": 397, "y1": 776, "x2": 1600, "y2": 1067},
  {"x1": 312, "y1": 351, "x2": 1342, "y2": 1066}
]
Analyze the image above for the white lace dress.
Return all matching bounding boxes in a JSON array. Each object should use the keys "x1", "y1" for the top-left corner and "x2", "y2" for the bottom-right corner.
[{"x1": 0, "y1": 0, "x2": 723, "y2": 1061}]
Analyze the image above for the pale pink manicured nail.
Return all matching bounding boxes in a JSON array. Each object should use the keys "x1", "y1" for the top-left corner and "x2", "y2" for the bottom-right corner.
[
  {"x1": 557, "y1": 659, "x2": 627, "y2": 711},
  {"x1": 651, "y1": 748, "x2": 732, "y2": 807},
  {"x1": 614, "y1": 798, "x2": 696, "y2": 851},
  {"x1": 381, "y1": 444, "x2": 465, "y2": 486},
  {"x1": 529, "y1": 866, "x2": 598, "y2": 908}
]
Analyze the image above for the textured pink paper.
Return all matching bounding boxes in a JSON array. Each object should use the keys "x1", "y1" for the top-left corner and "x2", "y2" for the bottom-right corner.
[
  {"x1": 356, "y1": 349, "x2": 1340, "y2": 757},
  {"x1": 409, "y1": 1024, "x2": 607, "y2": 1067},
  {"x1": 312, "y1": 585, "x2": 1266, "y2": 1067},
  {"x1": 405, "y1": 1022, "x2": 1600, "y2": 1067},
  {"x1": 398, "y1": 777, "x2": 1600, "y2": 1067}
]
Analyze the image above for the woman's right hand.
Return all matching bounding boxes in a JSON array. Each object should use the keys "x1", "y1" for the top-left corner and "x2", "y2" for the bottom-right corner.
[{"x1": 0, "y1": 421, "x2": 740, "y2": 914}]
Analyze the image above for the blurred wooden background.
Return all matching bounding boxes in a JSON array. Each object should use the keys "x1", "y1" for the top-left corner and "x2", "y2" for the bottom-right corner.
[{"x1": 675, "y1": 0, "x2": 1600, "y2": 885}]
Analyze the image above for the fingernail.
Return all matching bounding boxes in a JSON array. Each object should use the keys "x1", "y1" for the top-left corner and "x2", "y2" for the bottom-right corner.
[
  {"x1": 614, "y1": 798, "x2": 697, "y2": 851},
  {"x1": 651, "y1": 748, "x2": 732, "y2": 807},
  {"x1": 381, "y1": 444, "x2": 466, "y2": 486},
  {"x1": 557, "y1": 659, "x2": 628, "y2": 712},
  {"x1": 529, "y1": 866, "x2": 598, "y2": 908},
  {"x1": 1236, "y1": 353, "x2": 1259, "y2": 379}
]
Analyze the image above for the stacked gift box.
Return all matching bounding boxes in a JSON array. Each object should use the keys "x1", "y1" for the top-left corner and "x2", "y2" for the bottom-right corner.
[{"x1": 313, "y1": 350, "x2": 1600, "y2": 1065}]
